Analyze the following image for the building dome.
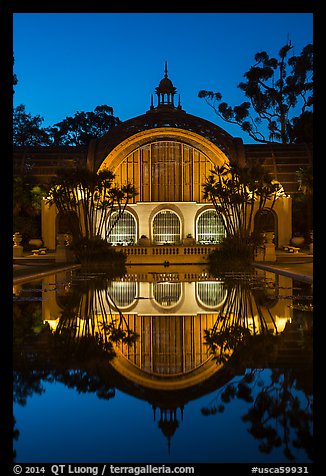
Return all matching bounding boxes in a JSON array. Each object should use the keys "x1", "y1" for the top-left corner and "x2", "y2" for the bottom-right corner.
[
  {"x1": 154, "y1": 61, "x2": 177, "y2": 108},
  {"x1": 156, "y1": 76, "x2": 176, "y2": 94}
]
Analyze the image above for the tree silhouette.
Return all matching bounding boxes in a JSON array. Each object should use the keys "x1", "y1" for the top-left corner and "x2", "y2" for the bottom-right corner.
[
  {"x1": 13, "y1": 104, "x2": 51, "y2": 146},
  {"x1": 199, "y1": 42, "x2": 313, "y2": 144},
  {"x1": 48, "y1": 105, "x2": 121, "y2": 145}
]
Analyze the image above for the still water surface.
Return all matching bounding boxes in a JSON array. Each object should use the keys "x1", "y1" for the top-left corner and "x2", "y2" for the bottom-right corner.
[{"x1": 13, "y1": 264, "x2": 313, "y2": 463}]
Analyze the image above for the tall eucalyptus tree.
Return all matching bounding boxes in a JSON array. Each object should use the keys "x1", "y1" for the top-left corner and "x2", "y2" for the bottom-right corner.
[{"x1": 199, "y1": 42, "x2": 313, "y2": 144}]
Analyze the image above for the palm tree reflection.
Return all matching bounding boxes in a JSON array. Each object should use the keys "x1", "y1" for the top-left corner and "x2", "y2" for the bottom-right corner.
[
  {"x1": 202, "y1": 272, "x2": 313, "y2": 462},
  {"x1": 53, "y1": 272, "x2": 139, "y2": 359},
  {"x1": 13, "y1": 272, "x2": 139, "y2": 406},
  {"x1": 203, "y1": 273, "x2": 280, "y2": 365},
  {"x1": 13, "y1": 269, "x2": 313, "y2": 462}
]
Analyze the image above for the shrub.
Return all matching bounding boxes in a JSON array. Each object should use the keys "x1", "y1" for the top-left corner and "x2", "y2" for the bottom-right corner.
[
  {"x1": 208, "y1": 236, "x2": 256, "y2": 273},
  {"x1": 72, "y1": 237, "x2": 126, "y2": 270}
]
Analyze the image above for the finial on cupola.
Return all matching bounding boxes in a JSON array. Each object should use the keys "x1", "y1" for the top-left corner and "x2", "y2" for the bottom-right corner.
[{"x1": 164, "y1": 60, "x2": 168, "y2": 78}]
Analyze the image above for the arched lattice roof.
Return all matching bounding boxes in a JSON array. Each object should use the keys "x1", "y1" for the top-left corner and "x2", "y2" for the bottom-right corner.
[{"x1": 88, "y1": 108, "x2": 242, "y2": 173}]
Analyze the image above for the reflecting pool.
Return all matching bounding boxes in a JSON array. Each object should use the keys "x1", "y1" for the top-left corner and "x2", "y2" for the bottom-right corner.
[{"x1": 13, "y1": 264, "x2": 313, "y2": 464}]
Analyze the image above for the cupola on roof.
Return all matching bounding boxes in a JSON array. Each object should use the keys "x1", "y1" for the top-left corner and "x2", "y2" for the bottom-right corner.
[
  {"x1": 153, "y1": 61, "x2": 179, "y2": 109},
  {"x1": 91, "y1": 64, "x2": 241, "y2": 171},
  {"x1": 156, "y1": 62, "x2": 176, "y2": 94}
]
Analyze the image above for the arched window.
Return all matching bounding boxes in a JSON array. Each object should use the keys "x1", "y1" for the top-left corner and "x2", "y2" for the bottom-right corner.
[
  {"x1": 106, "y1": 281, "x2": 137, "y2": 308},
  {"x1": 196, "y1": 209, "x2": 225, "y2": 244},
  {"x1": 152, "y1": 210, "x2": 181, "y2": 244},
  {"x1": 107, "y1": 210, "x2": 136, "y2": 246},
  {"x1": 153, "y1": 282, "x2": 182, "y2": 307},
  {"x1": 254, "y1": 209, "x2": 278, "y2": 246},
  {"x1": 254, "y1": 209, "x2": 275, "y2": 232},
  {"x1": 196, "y1": 281, "x2": 226, "y2": 308}
]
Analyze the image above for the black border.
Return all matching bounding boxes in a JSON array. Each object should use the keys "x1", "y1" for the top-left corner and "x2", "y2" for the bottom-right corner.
[{"x1": 2, "y1": 1, "x2": 320, "y2": 472}]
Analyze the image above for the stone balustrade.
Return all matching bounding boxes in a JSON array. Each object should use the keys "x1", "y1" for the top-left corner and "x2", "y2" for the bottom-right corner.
[{"x1": 115, "y1": 244, "x2": 219, "y2": 264}]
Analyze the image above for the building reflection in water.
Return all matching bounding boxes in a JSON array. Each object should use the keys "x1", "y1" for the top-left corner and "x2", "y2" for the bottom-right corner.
[
  {"x1": 40, "y1": 267, "x2": 293, "y2": 386},
  {"x1": 13, "y1": 265, "x2": 313, "y2": 459}
]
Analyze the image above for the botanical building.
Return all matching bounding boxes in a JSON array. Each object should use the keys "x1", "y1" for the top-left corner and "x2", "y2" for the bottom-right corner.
[{"x1": 14, "y1": 66, "x2": 312, "y2": 251}]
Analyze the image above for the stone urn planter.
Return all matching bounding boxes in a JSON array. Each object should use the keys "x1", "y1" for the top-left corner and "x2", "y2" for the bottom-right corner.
[
  {"x1": 138, "y1": 235, "x2": 150, "y2": 246},
  {"x1": 309, "y1": 231, "x2": 313, "y2": 254},
  {"x1": 263, "y1": 231, "x2": 275, "y2": 244},
  {"x1": 55, "y1": 233, "x2": 75, "y2": 263},
  {"x1": 64, "y1": 233, "x2": 73, "y2": 246},
  {"x1": 13, "y1": 232, "x2": 23, "y2": 246},
  {"x1": 263, "y1": 231, "x2": 276, "y2": 262},
  {"x1": 183, "y1": 235, "x2": 196, "y2": 246},
  {"x1": 13, "y1": 232, "x2": 24, "y2": 257},
  {"x1": 291, "y1": 236, "x2": 305, "y2": 247},
  {"x1": 28, "y1": 238, "x2": 43, "y2": 248},
  {"x1": 56, "y1": 234, "x2": 66, "y2": 247}
]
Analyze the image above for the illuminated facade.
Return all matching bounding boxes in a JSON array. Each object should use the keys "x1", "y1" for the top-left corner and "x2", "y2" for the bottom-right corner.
[{"x1": 41, "y1": 65, "x2": 299, "y2": 250}]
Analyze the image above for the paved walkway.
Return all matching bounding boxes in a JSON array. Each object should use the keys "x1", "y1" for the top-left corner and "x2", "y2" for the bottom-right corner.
[
  {"x1": 254, "y1": 250, "x2": 313, "y2": 283},
  {"x1": 13, "y1": 249, "x2": 313, "y2": 284},
  {"x1": 13, "y1": 253, "x2": 81, "y2": 284}
]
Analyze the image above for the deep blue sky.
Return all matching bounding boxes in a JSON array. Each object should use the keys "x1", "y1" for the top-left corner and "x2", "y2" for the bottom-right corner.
[{"x1": 13, "y1": 12, "x2": 313, "y2": 142}]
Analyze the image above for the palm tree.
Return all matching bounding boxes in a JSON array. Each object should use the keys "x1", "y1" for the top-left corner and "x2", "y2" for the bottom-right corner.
[
  {"x1": 203, "y1": 161, "x2": 284, "y2": 266},
  {"x1": 46, "y1": 165, "x2": 137, "y2": 262}
]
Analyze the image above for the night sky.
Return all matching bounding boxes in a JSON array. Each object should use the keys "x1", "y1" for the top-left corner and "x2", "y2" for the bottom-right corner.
[{"x1": 13, "y1": 12, "x2": 313, "y2": 143}]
